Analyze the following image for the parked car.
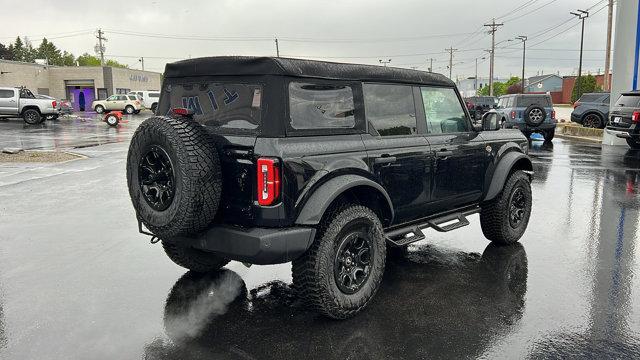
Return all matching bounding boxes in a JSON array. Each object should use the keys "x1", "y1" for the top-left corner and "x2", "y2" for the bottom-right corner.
[
  {"x1": 125, "y1": 56, "x2": 533, "y2": 319},
  {"x1": 0, "y1": 87, "x2": 59, "y2": 124},
  {"x1": 129, "y1": 90, "x2": 160, "y2": 113},
  {"x1": 496, "y1": 93, "x2": 556, "y2": 141},
  {"x1": 571, "y1": 92, "x2": 610, "y2": 128},
  {"x1": 465, "y1": 96, "x2": 497, "y2": 120},
  {"x1": 92, "y1": 94, "x2": 143, "y2": 114},
  {"x1": 605, "y1": 91, "x2": 640, "y2": 149}
]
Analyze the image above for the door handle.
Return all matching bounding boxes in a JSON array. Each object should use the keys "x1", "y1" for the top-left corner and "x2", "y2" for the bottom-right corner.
[{"x1": 374, "y1": 156, "x2": 397, "y2": 164}]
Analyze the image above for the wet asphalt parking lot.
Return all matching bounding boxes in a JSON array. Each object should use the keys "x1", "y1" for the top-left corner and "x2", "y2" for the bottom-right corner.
[{"x1": 1, "y1": 114, "x2": 640, "y2": 359}]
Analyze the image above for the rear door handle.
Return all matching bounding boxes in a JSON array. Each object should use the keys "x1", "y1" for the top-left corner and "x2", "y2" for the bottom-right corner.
[{"x1": 374, "y1": 156, "x2": 397, "y2": 164}]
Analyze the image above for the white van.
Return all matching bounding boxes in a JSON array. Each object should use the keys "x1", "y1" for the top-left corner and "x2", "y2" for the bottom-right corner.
[{"x1": 130, "y1": 90, "x2": 161, "y2": 113}]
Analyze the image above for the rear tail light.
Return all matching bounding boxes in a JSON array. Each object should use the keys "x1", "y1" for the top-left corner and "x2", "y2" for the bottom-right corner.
[
  {"x1": 573, "y1": 102, "x2": 580, "y2": 109},
  {"x1": 170, "y1": 107, "x2": 194, "y2": 116},
  {"x1": 551, "y1": 110, "x2": 556, "y2": 119},
  {"x1": 52, "y1": 101, "x2": 57, "y2": 108},
  {"x1": 257, "y1": 157, "x2": 281, "y2": 206},
  {"x1": 510, "y1": 111, "x2": 516, "y2": 119},
  {"x1": 633, "y1": 111, "x2": 640, "y2": 123}
]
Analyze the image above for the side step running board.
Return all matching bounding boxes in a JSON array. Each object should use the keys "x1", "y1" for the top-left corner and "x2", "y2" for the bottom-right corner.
[{"x1": 385, "y1": 208, "x2": 478, "y2": 247}]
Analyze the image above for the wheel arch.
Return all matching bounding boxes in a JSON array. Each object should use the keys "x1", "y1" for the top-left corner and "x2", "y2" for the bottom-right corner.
[
  {"x1": 295, "y1": 174, "x2": 394, "y2": 227},
  {"x1": 21, "y1": 105, "x2": 41, "y2": 114},
  {"x1": 484, "y1": 151, "x2": 533, "y2": 202}
]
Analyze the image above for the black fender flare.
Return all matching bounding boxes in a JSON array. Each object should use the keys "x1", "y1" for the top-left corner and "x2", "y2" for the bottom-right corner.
[
  {"x1": 295, "y1": 174, "x2": 394, "y2": 226},
  {"x1": 484, "y1": 151, "x2": 533, "y2": 201}
]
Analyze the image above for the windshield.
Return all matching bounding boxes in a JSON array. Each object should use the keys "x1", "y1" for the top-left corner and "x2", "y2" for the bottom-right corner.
[
  {"x1": 161, "y1": 82, "x2": 262, "y2": 132},
  {"x1": 616, "y1": 94, "x2": 640, "y2": 107}
]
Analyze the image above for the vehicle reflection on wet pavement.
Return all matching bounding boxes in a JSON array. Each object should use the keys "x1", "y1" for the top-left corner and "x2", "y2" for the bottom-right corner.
[{"x1": 1, "y1": 118, "x2": 640, "y2": 359}]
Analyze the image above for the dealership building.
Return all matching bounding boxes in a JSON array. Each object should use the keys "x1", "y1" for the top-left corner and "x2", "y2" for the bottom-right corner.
[{"x1": 0, "y1": 59, "x2": 162, "y2": 111}]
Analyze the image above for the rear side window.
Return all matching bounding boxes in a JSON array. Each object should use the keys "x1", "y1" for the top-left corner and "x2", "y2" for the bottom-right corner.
[
  {"x1": 0, "y1": 89, "x2": 14, "y2": 98},
  {"x1": 517, "y1": 96, "x2": 551, "y2": 107},
  {"x1": 421, "y1": 87, "x2": 468, "y2": 134},
  {"x1": 289, "y1": 82, "x2": 355, "y2": 130},
  {"x1": 616, "y1": 94, "x2": 640, "y2": 107},
  {"x1": 364, "y1": 84, "x2": 416, "y2": 136},
  {"x1": 128, "y1": 95, "x2": 137, "y2": 101},
  {"x1": 578, "y1": 94, "x2": 601, "y2": 102},
  {"x1": 162, "y1": 82, "x2": 262, "y2": 131},
  {"x1": 149, "y1": 92, "x2": 160, "y2": 98}
]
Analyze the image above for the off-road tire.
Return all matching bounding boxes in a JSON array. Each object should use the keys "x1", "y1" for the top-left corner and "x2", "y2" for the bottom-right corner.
[
  {"x1": 162, "y1": 241, "x2": 229, "y2": 272},
  {"x1": 94, "y1": 105, "x2": 104, "y2": 114},
  {"x1": 523, "y1": 105, "x2": 546, "y2": 126},
  {"x1": 151, "y1": 103, "x2": 158, "y2": 114},
  {"x1": 126, "y1": 116, "x2": 222, "y2": 239},
  {"x1": 22, "y1": 109, "x2": 41, "y2": 125},
  {"x1": 125, "y1": 105, "x2": 135, "y2": 114},
  {"x1": 626, "y1": 138, "x2": 640, "y2": 149},
  {"x1": 292, "y1": 205, "x2": 386, "y2": 319},
  {"x1": 480, "y1": 170, "x2": 532, "y2": 245},
  {"x1": 134, "y1": 110, "x2": 141, "y2": 114},
  {"x1": 544, "y1": 128, "x2": 555, "y2": 141}
]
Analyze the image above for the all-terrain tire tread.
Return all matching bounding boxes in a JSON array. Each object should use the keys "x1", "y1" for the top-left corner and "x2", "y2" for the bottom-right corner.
[{"x1": 162, "y1": 241, "x2": 229, "y2": 273}]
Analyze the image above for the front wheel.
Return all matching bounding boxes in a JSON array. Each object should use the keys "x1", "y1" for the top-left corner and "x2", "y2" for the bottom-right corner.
[
  {"x1": 105, "y1": 114, "x2": 119, "y2": 126},
  {"x1": 627, "y1": 138, "x2": 640, "y2": 149},
  {"x1": 162, "y1": 241, "x2": 229, "y2": 273},
  {"x1": 480, "y1": 170, "x2": 532, "y2": 245},
  {"x1": 292, "y1": 205, "x2": 386, "y2": 319}
]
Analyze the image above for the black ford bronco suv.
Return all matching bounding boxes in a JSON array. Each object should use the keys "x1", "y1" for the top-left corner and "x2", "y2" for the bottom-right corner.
[{"x1": 126, "y1": 57, "x2": 533, "y2": 319}]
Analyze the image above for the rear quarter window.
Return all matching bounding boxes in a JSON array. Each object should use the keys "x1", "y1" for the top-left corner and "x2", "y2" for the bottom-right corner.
[
  {"x1": 616, "y1": 94, "x2": 640, "y2": 107},
  {"x1": 578, "y1": 94, "x2": 601, "y2": 102},
  {"x1": 288, "y1": 82, "x2": 355, "y2": 130}
]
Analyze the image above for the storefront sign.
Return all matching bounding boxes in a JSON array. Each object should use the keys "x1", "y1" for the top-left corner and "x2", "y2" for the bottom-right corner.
[{"x1": 130, "y1": 74, "x2": 149, "y2": 83}]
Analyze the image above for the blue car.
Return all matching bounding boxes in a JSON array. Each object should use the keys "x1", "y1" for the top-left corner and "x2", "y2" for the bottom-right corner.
[{"x1": 496, "y1": 94, "x2": 557, "y2": 141}]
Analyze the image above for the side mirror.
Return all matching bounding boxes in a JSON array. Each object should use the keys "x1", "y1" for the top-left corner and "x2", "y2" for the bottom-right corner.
[{"x1": 481, "y1": 111, "x2": 501, "y2": 131}]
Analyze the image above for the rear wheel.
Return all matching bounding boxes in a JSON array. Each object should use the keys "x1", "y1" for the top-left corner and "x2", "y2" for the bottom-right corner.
[
  {"x1": 94, "y1": 105, "x2": 104, "y2": 114},
  {"x1": 582, "y1": 113, "x2": 603, "y2": 128},
  {"x1": 480, "y1": 171, "x2": 532, "y2": 245},
  {"x1": 626, "y1": 138, "x2": 640, "y2": 149},
  {"x1": 292, "y1": 205, "x2": 386, "y2": 319},
  {"x1": 125, "y1": 105, "x2": 135, "y2": 114},
  {"x1": 151, "y1": 103, "x2": 158, "y2": 114},
  {"x1": 162, "y1": 241, "x2": 229, "y2": 272},
  {"x1": 544, "y1": 128, "x2": 555, "y2": 142},
  {"x1": 22, "y1": 109, "x2": 41, "y2": 125}
]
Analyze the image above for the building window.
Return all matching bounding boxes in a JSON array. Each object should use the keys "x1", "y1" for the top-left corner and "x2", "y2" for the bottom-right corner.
[
  {"x1": 116, "y1": 88, "x2": 130, "y2": 94},
  {"x1": 97, "y1": 88, "x2": 108, "y2": 100}
]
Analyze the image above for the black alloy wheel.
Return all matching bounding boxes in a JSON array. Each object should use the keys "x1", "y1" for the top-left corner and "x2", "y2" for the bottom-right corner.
[
  {"x1": 508, "y1": 186, "x2": 527, "y2": 229},
  {"x1": 138, "y1": 145, "x2": 175, "y2": 211},
  {"x1": 334, "y1": 221, "x2": 374, "y2": 294},
  {"x1": 582, "y1": 113, "x2": 602, "y2": 128}
]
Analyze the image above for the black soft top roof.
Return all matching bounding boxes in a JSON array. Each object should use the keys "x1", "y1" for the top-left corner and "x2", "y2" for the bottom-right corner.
[{"x1": 164, "y1": 56, "x2": 453, "y2": 86}]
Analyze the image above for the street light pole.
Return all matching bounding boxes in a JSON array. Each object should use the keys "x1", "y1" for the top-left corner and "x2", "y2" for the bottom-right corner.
[
  {"x1": 516, "y1": 36, "x2": 527, "y2": 94},
  {"x1": 571, "y1": 10, "x2": 589, "y2": 100}
]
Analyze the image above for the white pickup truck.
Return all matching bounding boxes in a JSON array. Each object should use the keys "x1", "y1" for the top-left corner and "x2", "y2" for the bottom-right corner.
[{"x1": 0, "y1": 87, "x2": 59, "y2": 124}]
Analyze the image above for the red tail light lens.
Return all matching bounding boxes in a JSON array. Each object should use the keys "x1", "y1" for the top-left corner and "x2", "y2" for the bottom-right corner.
[
  {"x1": 573, "y1": 102, "x2": 580, "y2": 109},
  {"x1": 257, "y1": 158, "x2": 281, "y2": 206},
  {"x1": 510, "y1": 111, "x2": 516, "y2": 119},
  {"x1": 633, "y1": 111, "x2": 640, "y2": 123},
  {"x1": 52, "y1": 101, "x2": 57, "y2": 108},
  {"x1": 170, "y1": 107, "x2": 193, "y2": 116},
  {"x1": 551, "y1": 110, "x2": 556, "y2": 119}
]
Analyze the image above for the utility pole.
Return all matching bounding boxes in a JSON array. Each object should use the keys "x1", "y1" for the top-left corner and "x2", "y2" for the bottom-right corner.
[
  {"x1": 379, "y1": 59, "x2": 391, "y2": 67},
  {"x1": 95, "y1": 29, "x2": 107, "y2": 66},
  {"x1": 428, "y1": 58, "x2": 433, "y2": 72},
  {"x1": 516, "y1": 36, "x2": 527, "y2": 94},
  {"x1": 484, "y1": 18, "x2": 503, "y2": 96},
  {"x1": 603, "y1": 0, "x2": 614, "y2": 91},
  {"x1": 445, "y1": 47, "x2": 457, "y2": 79},
  {"x1": 274, "y1": 38, "x2": 280, "y2": 57},
  {"x1": 139, "y1": 57, "x2": 145, "y2": 71},
  {"x1": 571, "y1": 10, "x2": 589, "y2": 100}
]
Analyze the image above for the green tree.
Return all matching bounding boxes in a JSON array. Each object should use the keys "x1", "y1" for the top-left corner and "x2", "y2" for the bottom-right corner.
[
  {"x1": 571, "y1": 74, "x2": 600, "y2": 102},
  {"x1": 76, "y1": 53, "x2": 101, "y2": 66},
  {"x1": 36, "y1": 38, "x2": 62, "y2": 65},
  {"x1": 477, "y1": 77, "x2": 520, "y2": 97},
  {"x1": 0, "y1": 42, "x2": 12, "y2": 60},
  {"x1": 12, "y1": 36, "x2": 24, "y2": 61},
  {"x1": 22, "y1": 37, "x2": 37, "y2": 63},
  {"x1": 105, "y1": 59, "x2": 128, "y2": 68},
  {"x1": 60, "y1": 51, "x2": 75, "y2": 66}
]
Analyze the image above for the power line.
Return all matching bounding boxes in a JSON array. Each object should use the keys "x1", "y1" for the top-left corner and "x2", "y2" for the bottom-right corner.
[{"x1": 502, "y1": 0, "x2": 560, "y2": 23}]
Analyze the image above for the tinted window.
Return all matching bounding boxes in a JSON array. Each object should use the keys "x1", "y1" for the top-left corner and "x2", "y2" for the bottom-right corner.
[
  {"x1": 601, "y1": 94, "x2": 610, "y2": 103},
  {"x1": 19, "y1": 88, "x2": 35, "y2": 99},
  {"x1": 118, "y1": 95, "x2": 128, "y2": 101},
  {"x1": 162, "y1": 82, "x2": 262, "y2": 131},
  {"x1": 517, "y1": 96, "x2": 551, "y2": 107},
  {"x1": 421, "y1": 87, "x2": 468, "y2": 134},
  {"x1": 578, "y1": 94, "x2": 601, "y2": 102},
  {"x1": 107, "y1": 95, "x2": 117, "y2": 101},
  {"x1": 149, "y1": 92, "x2": 160, "y2": 98},
  {"x1": 128, "y1": 95, "x2": 137, "y2": 100},
  {"x1": 289, "y1": 82, "x2": 355, "y2": 130},
  {"x1": 364, "y1": 84, "x2": 416, "y2": 136},
  {"x1": 0, "y1": 89, "x2": 15, "y2": 98},
  {"x1": 615, "y1": 94, "x2": 640, "y2": 107}
]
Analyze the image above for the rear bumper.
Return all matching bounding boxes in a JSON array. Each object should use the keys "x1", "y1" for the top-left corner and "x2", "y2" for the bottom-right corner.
[
  {"x1": 169, "y1": 225, "x2": 316, "y2": 265},
  {"x1": 504, "y1": 121, "x2": 556, "y2": 132},
  {"x1": 606, "y1": 125, "x2": 640, "y2": 138}
]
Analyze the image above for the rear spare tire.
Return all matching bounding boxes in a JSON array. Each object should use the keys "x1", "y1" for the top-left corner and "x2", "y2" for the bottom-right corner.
[
  {"x1": 523, "y1": 105, "x2": 546, "y2": 127},
  {"x1": 126, "y1": 116, "x2": 222, "y2": 239}
]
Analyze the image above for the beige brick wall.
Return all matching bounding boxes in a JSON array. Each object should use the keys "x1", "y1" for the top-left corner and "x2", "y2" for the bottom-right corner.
[
  {"x1": 48, "y1": 66, "x2": 104, "y2": 99},
  {"x1": 110, "y1": 67, "x2": 162, "y2": 93},
  {"x1": 0, "y1": 60, "x2": 51, "y2": 93}
]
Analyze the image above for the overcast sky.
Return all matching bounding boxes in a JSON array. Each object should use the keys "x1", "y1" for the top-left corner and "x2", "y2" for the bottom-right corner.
[{"x1": 0, "y1": 0, "x2": 613, "y2": 80}]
